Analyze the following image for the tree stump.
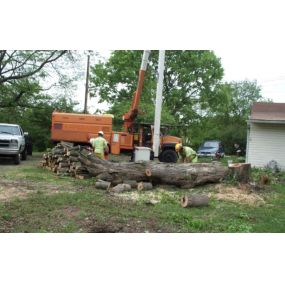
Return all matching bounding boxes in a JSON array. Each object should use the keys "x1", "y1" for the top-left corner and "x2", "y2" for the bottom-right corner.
[
  {"x1": 228, "y1": 163, "x2": 251, "y2": 183},
  {"x1": 180, "y1": 194, "x2": 209, "y2": 208}
]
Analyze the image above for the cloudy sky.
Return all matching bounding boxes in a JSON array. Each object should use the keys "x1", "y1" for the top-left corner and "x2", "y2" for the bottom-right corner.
[{"x1": 215, "y1": 49, "x2": 285, "y2": 102}]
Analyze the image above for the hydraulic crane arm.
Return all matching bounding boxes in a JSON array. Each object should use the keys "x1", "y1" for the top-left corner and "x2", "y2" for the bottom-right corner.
[{"x1": 122, "y1": 50, "x2": 151, "y2": 132}]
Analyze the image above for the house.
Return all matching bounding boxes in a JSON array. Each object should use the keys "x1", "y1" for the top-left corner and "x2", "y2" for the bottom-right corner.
[{"x1": 246, "y1": 102, "x2": 285, "y2": 170}]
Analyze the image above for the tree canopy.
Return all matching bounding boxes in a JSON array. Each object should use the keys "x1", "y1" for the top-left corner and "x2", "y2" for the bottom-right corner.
[
  {"x1": 90, "y1": 50, "x2": 224, "y2": 127},
  {"x1": 90, "y1": 50, "x2": 266, "y2": 152},
  {"x1": 0, "y1": 49, "x2": 267, "y2": 153},
  {"x1": 0, "y1": 50, "x2": 78, "y2": 150}
]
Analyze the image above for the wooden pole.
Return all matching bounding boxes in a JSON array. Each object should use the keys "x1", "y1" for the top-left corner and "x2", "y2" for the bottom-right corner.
[{"x1": 83, "y1": 54, "x2": 90, "y2": 114}]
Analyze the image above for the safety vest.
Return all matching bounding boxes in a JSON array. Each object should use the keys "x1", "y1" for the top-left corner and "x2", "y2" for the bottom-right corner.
[
  {"x1": 179, "y1": 146, "x2": 198, "y2": 162},
  {"x1": 90, "y1": 137, "x2": 107, "y2": 154}
]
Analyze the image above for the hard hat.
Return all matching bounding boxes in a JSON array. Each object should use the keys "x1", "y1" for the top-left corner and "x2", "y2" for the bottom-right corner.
[
  {"x1": 175, "y1": 143, "x2": 182, "y2": 152},
  {"x1": 98, "y1": 131, "x2": 104, "y2": 136}
]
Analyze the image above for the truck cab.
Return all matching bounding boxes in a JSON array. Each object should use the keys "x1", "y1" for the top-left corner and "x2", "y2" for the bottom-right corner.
[{"x1": 0, "y1": 123, "x2": 27, "y2": 164}]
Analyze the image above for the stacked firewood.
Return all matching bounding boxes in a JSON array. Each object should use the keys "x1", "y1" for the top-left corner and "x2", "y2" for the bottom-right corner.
[{"x1": 40, "y1": 142, "x2": 92, "y2": 179}]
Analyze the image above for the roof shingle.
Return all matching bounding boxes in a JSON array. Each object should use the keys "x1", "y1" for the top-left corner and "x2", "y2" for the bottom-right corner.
[{"x1": 250, "y1": 102, "x2": 285, "y2": 121}]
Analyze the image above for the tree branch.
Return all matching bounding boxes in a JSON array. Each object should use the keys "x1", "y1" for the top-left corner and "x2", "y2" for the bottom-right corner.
[
  {"x1": 0, "y1": 50, "x2": 17, "y2": 75},
  {"x1": 0, "y1": 51, "x2": 38, "y2": 76},
  {"x1": 0, "y1": 50, "x2": 7, "y2": 73},
  {"x1": 0, "y1": 50, "x2": 67, "y2": 84}
]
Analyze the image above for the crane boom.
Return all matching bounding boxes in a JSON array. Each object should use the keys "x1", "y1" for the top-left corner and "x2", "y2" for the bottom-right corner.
[{"x1": 123, "y1": 50, "x2": 151, "y2": 132}]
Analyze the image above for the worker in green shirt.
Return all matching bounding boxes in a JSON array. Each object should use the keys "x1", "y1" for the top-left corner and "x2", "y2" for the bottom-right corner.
[
  {"x1": 175, "y1": 143, "x2": 198, "y2": 163},
  {"x1": 89, "y1": 131, "x2": 108, "y2": 160}
]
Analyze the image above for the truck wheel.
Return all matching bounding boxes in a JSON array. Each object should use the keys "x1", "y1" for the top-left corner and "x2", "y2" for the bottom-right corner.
[
  {"x1": 14, "y1": 154, "x2": 20, "y2": 165},
  {"x1": 27, "y1": 144, "x2": 33, "y2": 155},
  {"x1": 21, "y1": 149, "x2": 27, "y2": 160},
  {"x1": 159, "y1": 149, "x2": 178, "y2": 163}
]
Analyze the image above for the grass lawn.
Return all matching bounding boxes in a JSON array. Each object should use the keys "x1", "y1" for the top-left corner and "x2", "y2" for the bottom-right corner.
[{"x1": 0, "y1": 153, "x2": 284, "y2": 233}]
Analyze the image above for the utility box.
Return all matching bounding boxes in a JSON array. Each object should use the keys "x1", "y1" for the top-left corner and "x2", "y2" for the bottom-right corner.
[{"x1": 134, "y1": 146, "x2": 152, "y2": 162}]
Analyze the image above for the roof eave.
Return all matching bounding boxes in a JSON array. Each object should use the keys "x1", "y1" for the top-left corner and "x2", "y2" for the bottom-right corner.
[{"x1": 248, "y1": 119, "x2": 285, "y2": 125}]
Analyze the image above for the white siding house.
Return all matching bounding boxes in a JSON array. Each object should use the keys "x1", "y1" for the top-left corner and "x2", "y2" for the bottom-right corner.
[{"x1": 246, "y1": 103, "x2": 285, "y2": 170}]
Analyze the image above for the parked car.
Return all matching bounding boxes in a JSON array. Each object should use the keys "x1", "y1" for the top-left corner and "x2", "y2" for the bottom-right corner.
[
  {"x1": 197, "y1": 140, "x2": 225, "y2": 158},
  {"x1": 0, "y1": 123, "x2": 27, "y2": 164}
]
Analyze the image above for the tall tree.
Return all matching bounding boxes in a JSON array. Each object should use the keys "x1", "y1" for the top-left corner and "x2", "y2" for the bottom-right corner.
[
  {"x1": 0, "y1": 50, "x2": 79, "y2": 150},
  {"x1": 90, "y1": 50, "x2": 224, "y2": 129},
  {"x1": 194, "y1": 80, "x2": 265, "y2": 153},
  {"x1": 0, "y1": 50, "x2": 67, "y2": 84},
  {"x1": 0, "y1": 50, "x2": 71, "y2": 108}
]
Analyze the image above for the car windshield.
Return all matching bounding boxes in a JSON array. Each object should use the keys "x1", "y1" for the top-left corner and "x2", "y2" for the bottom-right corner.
[
  {"x1": 0, "y1": 125, "x2": 20, "y2": 135},
  {"x1": 203, "y1": 141, "x2": 219, "y2": 148}
]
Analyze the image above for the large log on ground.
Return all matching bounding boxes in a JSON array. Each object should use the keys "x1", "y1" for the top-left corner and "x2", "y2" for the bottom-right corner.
[
  {"x1": 181, "y1": 194, "x2": 209, "y2": 207},
  {"x1": 77, "y1": 148, "x2": 228, "y2": 188}
]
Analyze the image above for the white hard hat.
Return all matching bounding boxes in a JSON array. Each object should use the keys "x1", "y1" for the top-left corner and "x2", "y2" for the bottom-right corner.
[{"x1": 98, "y1": 131, "x2": 104, "y2": 135}]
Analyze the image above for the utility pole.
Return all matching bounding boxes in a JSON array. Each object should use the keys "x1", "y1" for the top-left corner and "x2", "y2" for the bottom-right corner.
[
  {"x1": 83, "y1": 54, "x2": 90, "y2": 114},
  {"x1": 153, "y1": 50, "x2": 165, "y2": 157}
]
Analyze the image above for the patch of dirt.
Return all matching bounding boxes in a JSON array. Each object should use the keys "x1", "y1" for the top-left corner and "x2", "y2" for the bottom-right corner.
[
  {"x1": 210, "y1": 184, "x2": 265, "y2": 206},
  {"x1": 56, "y1": 206, "x2": 81, "y2": 218},
  {"x1": 0, "y1": 179, "x2": 76, "y2": 201},
  {"x1": 83, "y1": 218, "x2": 169, "y2": 233}
]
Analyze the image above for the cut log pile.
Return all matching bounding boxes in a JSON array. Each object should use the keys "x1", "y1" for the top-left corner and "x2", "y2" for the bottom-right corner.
[
  {"x1": 40, "y1": 142, "x2": 92, "y2": 179},
  {"x1": 40, "y1": 142, "x2": 229, "y2": 193}
]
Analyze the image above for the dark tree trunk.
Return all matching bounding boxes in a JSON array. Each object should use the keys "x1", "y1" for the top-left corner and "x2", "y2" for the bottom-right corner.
[{"x1": 77, "y1": 148, "x2": 228, "y2": 188}]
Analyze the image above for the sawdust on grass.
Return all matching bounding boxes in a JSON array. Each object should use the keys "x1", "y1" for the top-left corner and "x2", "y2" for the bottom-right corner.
[{"x1": 210, "y1": 184, "x2": 265, "y2": 206}]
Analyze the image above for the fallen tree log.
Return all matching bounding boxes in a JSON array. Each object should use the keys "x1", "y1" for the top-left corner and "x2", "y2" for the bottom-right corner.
[
  {"x1": 123, "y1": 180, "x2": 138, "y2": 188},
  {"x1": 181, "y1": 194, "x2": 209, "y2": 207},
  {"x1": 95, "y1": 181, "x2": 111, "y2": 190},
  {"x1": 77, "y1": 148, "x2": 228, "y2": 188}
]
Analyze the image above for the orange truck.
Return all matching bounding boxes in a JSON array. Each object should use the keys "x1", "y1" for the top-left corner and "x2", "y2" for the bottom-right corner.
[
  {"x1": 51, "y1": 51, "x2": 182, "y2": 162},
  {"x1": 51, "y1": 111, "x2": 181, "y2": 162}
]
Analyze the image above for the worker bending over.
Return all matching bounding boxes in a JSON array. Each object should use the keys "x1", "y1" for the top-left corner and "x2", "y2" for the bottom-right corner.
[
  {"x1": 175, "y1": 143, "x2": 198, "y2": 163},
  {"x1": 89, "y1": 131, "x2": 108, "y2": 160}
]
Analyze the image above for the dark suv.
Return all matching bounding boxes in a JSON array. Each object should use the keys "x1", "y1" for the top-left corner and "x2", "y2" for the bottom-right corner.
[{"x1": 197, "y1": 140, "x2": 225, "y2": 158}]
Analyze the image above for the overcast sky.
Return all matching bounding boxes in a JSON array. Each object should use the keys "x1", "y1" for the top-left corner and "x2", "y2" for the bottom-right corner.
[{"x1": 214, "y1": 49, "x2": 285, "y2": 103}]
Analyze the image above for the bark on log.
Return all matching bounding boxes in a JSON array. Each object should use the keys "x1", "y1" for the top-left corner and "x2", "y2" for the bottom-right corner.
[
  {"x1": 181, "y1": 194, "x2": 209, "y2": 207},
  {"x1": 111, "y1": 183, "x2": 131, "y2": 193},
  {"x1": 77, "y1": 148, "x2": 228, "y2": 188},
  {"x1": 137, "y1": 182, "x2": 153, "y2": 191},
  {"x1": 95, "y1": 181, "x2": 111, "y2": 190},
  {"x1": 123, "y1": 180, "x2": 138, "y2": 188}
]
